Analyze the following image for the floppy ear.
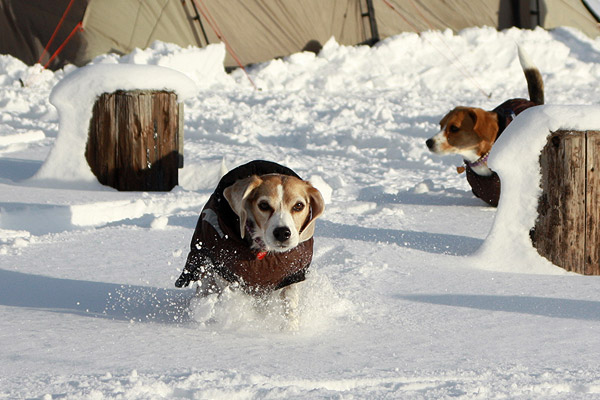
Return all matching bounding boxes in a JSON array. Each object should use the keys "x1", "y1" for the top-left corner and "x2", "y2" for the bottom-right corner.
[
  {"x1": 223, "y1": 175, "x2": 262, "y2": 239},
  {"x1": 299, "y1": 184, "x2": 325, "y2": 242},
  {"x1": 469, "y1": 108, "x2": 499, "y2": 144}
]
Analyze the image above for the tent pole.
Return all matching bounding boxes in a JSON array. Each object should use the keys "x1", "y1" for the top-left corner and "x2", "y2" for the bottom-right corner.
[
  {"x1": 364, "y1": 0, "x2": 379, "y2": 45},
  {"x1": 531, "y1": 0, "x2": 541, "y2": 27},
  {"x1": 186, "y1": 0, "x2": 210, "y2": 45},
  {"x1": 510, "y1": 0, "x2": 522, "y2": 27}
]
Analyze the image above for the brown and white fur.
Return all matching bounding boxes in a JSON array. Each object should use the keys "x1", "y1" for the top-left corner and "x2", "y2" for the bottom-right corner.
[
  {"x1": 426, "y1": 45, "x2": 544, "y2": 176},
  {"x1": 216, "y1": 174, "x2": 325, "y2": 328}
]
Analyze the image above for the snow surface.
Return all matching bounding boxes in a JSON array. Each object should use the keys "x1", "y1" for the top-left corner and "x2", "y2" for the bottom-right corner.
[{"x1": 1, "y1": 26, "x2": 600, "y2": 398}]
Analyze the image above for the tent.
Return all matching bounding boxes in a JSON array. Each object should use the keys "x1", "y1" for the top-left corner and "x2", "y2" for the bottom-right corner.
[{"x1": 1, "y1": 0, "x2": 599, "y2": 71}]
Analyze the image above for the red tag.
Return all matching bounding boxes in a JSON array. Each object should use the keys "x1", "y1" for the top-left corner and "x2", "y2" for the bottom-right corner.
[{"x1": 256, "y1": 251, "x2": 267, "y2": 260}]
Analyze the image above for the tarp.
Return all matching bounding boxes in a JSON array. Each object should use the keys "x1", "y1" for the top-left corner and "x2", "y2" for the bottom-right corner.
[
  {"x1": 1, "y1": 0, "x2": 599, "y2": 70},
  {"x1": 543, "y1": 0, "x2": 600, "y2": 33}
]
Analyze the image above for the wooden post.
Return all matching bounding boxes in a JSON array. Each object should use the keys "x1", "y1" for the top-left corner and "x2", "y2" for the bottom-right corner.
[
  {"x1": 534, "y1": 130, "x2": 600, "y2": 274},
  {"x1": 587, "y1": 132, "x2": 600, "y2": 273},
  {"x1": 86, "y1": 90, "x2": 181, "y2": 191}
]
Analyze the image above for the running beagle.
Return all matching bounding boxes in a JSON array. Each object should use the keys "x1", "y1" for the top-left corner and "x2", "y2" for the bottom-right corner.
[{"x1": 175, "y1": 160, "x2": 324, "y2": 329}]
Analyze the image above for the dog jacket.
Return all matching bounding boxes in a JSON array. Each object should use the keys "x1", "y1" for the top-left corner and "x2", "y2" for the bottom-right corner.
[
  {"x1": 175, "y1": 160, "x2": 314, "y2": 294},
  {"x1": 465, "y1": 98, "x2": 537, "y2": 207}
]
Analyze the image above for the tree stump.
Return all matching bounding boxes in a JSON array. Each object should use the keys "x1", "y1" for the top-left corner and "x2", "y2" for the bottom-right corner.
[
  {"x1": 86, "y1": 90, "x2": 183, "y2": 191},
  {"x1": 533, "y1": 130, "x2": 600, "y2": 274}
]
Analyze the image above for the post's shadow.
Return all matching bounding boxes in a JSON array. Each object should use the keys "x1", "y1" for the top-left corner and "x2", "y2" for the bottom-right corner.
[
  {"x1": 399, "y1": 294, "x2": 600, "y2": 321},
  {"x1": 318, "y1": 220, "x2": 482, "y2": 256},
  {"x1": 0, "y1": 269, "x2": 193, "y2": 324}
]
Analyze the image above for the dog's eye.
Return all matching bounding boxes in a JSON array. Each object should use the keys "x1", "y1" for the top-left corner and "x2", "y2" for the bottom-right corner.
[
  {"x1": 449, "y1": 125, "x2": 459, "y2": 133},
  {"x1": 258, "y1": 201, "x2": 272, "y2": 212},
  {"x1": 292, "y1": 202, "x2": 305, "y2": 212}
]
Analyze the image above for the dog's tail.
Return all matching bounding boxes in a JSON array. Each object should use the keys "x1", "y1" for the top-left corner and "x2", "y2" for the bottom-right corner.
[{"x1": 517, "y1": 45, "x2": 544, "y2": 105}]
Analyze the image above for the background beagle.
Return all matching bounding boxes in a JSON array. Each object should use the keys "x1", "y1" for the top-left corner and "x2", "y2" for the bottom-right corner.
[{"x1": 425, "y1": 46, "x2": 544, "y2": 206}]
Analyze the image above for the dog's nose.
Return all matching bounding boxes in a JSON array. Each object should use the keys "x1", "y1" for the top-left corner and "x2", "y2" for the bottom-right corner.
[
  {"x1": 425, "y1": 138, "x2": 434, "y2": 149},
  {"x1": 273, "y1": 227, "x2": 291, "y2": 242}
]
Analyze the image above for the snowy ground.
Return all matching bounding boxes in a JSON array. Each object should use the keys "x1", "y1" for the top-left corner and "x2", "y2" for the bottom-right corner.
[{"x1": 1, "y1": 26, "x2": 600, "y2": 399}]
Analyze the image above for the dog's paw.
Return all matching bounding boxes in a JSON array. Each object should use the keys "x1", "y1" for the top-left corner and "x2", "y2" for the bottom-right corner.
[{"x1": 279, "y1": 284, "x2": 300, "y2": 331}]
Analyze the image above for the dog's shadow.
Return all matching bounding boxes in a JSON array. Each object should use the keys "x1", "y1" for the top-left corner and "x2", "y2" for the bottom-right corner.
[
  {"x1": 0, "y1": 269, "x2": 193, "y2": 324},
  {"x1": 317, "y1": 220, "x2": 482, "y2": 256}
]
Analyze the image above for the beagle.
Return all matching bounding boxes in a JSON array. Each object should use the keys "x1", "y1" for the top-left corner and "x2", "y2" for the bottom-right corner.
[
  {"x1": 224, "y1": 173, "x2": 324, "y2": 327},
  {"x1": 425, "y1": 46, "x2": 544, "y2": 206},
  {"x1": 176, "y1": 160, "x2": 324, "y2": 329}
]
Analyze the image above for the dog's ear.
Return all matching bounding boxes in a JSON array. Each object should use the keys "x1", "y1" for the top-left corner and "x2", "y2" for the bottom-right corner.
[
  {"x1": 469, "y1": 108, "x2": 499, "y2": 144},
  {"x1": 223, "y1": 175, "x2": 262, "y2": 238},
  {"x1": 439, "y1": 109, "x2": 454, "y2": 127},
  {"x1": 299, "y1": 184, "x2": 325, "y2": 242}
]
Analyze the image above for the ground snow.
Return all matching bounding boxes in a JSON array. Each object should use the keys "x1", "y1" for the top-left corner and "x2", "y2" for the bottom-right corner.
[{"x1": 1, "y1": 26, "x2": 600, "y2": 399}]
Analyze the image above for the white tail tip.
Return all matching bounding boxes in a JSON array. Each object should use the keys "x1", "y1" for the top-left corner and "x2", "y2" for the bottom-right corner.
[{"x1": 517, "y1": 44, "x2": 535, "y2": 70}]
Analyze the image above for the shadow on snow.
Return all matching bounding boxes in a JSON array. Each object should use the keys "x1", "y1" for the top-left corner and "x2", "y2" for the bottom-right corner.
[
  {"x1": 0, "y1": 269, "x2": 193, "y2": 324},
  {"x1": 0, "y1": 158, "x2": 41, "y2": 182},
  {"x1": 358, "y1": 185, "x2": 485, "y2": 207},
  {"x1": 399, "y1": 294, "x2": 600, "y2": 321},
  {"x1": 318, "y1": 220, "x2": 482, "y2": 256}
]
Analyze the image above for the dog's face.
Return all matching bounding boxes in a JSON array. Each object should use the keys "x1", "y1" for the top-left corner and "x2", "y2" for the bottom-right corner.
[
  {"x1": 426, "y1": 107, "x2": 499, "y2": 162},
  {"x1": 223, "y1": 174, "x2": 324, "y2": 253}
]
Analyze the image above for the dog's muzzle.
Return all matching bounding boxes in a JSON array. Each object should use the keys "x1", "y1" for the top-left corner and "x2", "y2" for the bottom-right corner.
[{"x1": 273, "y1": 226, "x2": 292, "y2": 243}]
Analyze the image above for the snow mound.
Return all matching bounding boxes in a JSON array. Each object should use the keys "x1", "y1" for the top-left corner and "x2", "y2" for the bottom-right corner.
[{"x1": 92, "y1": 41, "x2": 234, "y2": 89}]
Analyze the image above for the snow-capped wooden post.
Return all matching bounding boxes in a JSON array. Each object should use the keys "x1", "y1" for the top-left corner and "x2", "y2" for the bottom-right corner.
[
  {"x1": 533, "y1": 130, "x2": 600, "y2": 275},
  {"x1": 86, "y1": 89, "x2": 183, "y2": 191}
]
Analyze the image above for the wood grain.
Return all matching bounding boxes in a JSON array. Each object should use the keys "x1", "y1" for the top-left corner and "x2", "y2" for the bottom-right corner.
[
  {"x1": 534, "y1": 130, "x2": 586, "y2": 273},
  {"x1": 86, "y1": 90, "x2": 180, "y2": 191},
  {"x1": 586, "y1": 131, "x2": 600, "y2": 274}
]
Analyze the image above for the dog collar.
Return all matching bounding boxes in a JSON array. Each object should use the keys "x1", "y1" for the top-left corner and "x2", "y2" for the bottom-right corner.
[
  {"x1": 457, "y1": 152, "x2": 489, "y2": 174},
  {"x1": 467, "y1": 152, "x2": 490, "y2": 169}
]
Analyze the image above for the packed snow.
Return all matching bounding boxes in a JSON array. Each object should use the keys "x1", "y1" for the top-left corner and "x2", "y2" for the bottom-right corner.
[{"x1": 1, "y1": 26, "x2": 600, "y2": 398}]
